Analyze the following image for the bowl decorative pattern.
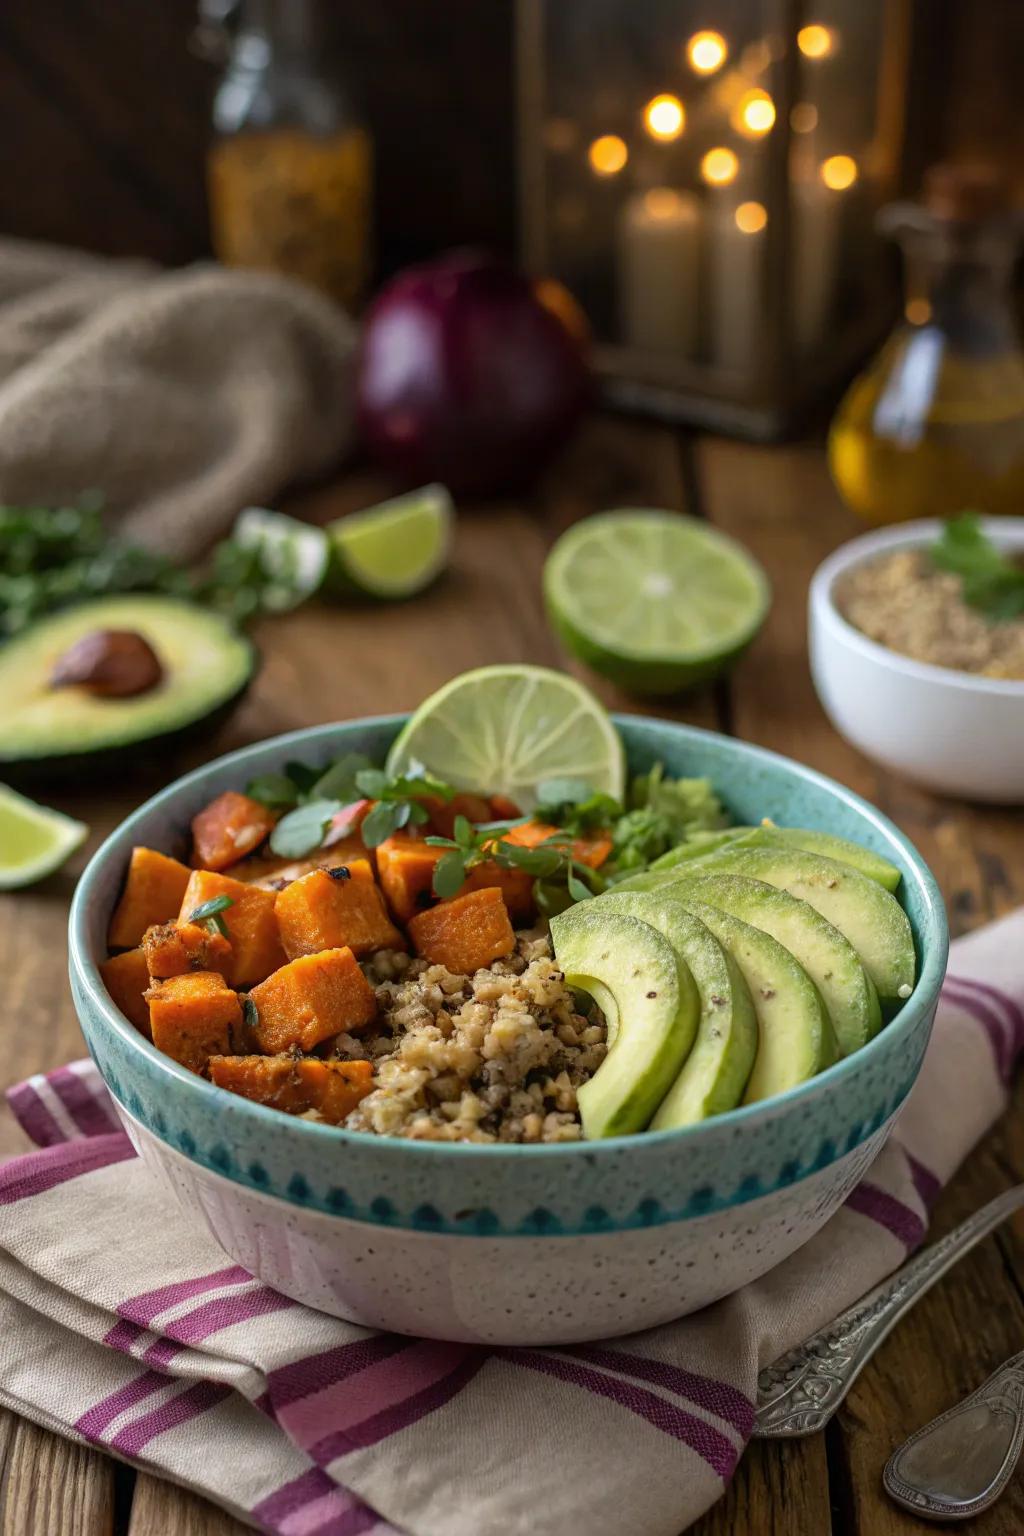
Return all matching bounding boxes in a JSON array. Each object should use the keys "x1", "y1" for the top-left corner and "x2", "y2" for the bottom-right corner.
[{"x1": 70, "y1": 716, "x2": 947, "y2": 1342}]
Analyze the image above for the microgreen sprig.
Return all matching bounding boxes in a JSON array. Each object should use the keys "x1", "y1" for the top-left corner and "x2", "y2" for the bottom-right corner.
[
  {"x1": 356, "y1": 767, "x2": 455, "y2": 847},
  {"x1": 425, "y1": 815, "x2": 599, "y2": 906},
  {"x1": 930, "y1": 512, "x2": 1024, "y2": 622},
  {"x1": 188, "y1": 894, "x2": 234, "y2": 938}
]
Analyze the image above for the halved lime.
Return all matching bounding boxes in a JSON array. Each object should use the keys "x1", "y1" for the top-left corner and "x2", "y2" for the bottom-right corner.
[
  {"x1": 0, "y1": 783, "x2": 88, "y2": 890},
  {"x1": 327, "y1": 484, "x2": 453, "y2": 600},
  {"x1": 544, "y1": 510, "x2": 770, "y2": 695},
  {"x1": 385, "y1": 664, "x2": 625, "y2": 811},
  {"x1": 233, "y1": 507, "x2": 330, "y2": 612}
]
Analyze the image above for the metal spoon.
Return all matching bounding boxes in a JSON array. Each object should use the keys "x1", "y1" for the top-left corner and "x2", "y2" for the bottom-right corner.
[
  {"x1": 884, "y1": 1350, "x2": 1024, "y2": 1521},
  {"x1": 756, "y1": 1183, "x2": 1024, "y2": 1437}
]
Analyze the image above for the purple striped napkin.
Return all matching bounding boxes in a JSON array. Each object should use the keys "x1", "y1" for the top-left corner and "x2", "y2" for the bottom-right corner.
[{"x1": 2, "y1": 911, "x2": 1021, "y2": 1536}]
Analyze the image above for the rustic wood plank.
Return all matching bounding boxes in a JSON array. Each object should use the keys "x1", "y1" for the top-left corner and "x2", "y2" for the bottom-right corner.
[
  {"x1": 691, "y1": 1435, "x2": 833, "y2": 1536},
  {"x1": 0, "y1": 1410, "x2": 113, "y2": 1536},
  {"x1": 127, "y1": 1472, "x2": 250, "y2": 1536}
]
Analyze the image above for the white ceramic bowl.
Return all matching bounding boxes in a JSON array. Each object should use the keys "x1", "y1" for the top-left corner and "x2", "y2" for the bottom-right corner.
[{"x1": 810, "y1": 518, "x2": 1024, "y2": 803}]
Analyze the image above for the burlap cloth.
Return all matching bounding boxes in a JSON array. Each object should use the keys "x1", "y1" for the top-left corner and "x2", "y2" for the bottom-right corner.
[{"x1": 0, "y1": 238, "x2": 358, "y2": 557}]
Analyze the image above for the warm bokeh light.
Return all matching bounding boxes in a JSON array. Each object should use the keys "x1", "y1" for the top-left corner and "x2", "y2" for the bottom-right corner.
[
  {"x1": 700, "y1": 147, "x2": 739, "y2": 186},
  {"x1": 735, "y1": 201, "x2": 768, "y2": 234},
  {"x1": 790, "y1": 102, "x2": 819, "y2": 134},
  {"x1": 735, "y1": 88, "x2": 776, "y2": 137},
  {"x1": 686, "y1": 30, "x2": 728, "y2": 74},
  {"x1": 588, "y1": 134, "x2": 628, "y2": 176},
  {"x1": 820, "y1": 153, "x2": 858, "y2": 190},
  {"x1": 798, "y1": 24, "x2": 834, "y2": 59},
  {"x1": 643, "y1": 94, "x2": 686, "y2": 141},
  {"x1": 905, "y1": 297, "x2": 932, "y2": 326},
  {"x1": 544, "y1": 117, "x2": 578, "y2": 154}
]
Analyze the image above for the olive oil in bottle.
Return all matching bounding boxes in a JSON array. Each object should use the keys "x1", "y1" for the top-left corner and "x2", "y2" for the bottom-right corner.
[{"x1": 829, "y1": 165, "x2": 1024, "y2": 525}]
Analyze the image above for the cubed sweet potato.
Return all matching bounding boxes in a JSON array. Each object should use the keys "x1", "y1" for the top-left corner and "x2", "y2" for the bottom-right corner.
[
  {"x1": 501, "y1": 819, "x2": 613, "y2": 869},
  {"x1": 146, "y1": 971, "x2": 244, "y2": 1074},
  {"x1": 274, "y1": 862, "x2": 402, "y2": 959},
  {"x1": 376, "y1": 833, "x2": 535, "y2": 924},
  {"x1": 489, "y1": 794, "x2": 521, "y2": 820},
  {"x1": 99, "y1": 947, "x2": 152, "y2": 1035},
  {"x1": 208, "y1": 1055, "x2": 374, "y2": 1124},
  {"x1": 142, "y1": 920, "x2": 234, "y2": 983},
  {"x1": 178, "y1": 870, "x2": 286, "y2": 988},
  {"x1": 248, "y1": 947, "x2": 377, "y2": 1053},
  {"x1": 407, "y1": 886, "x2": 515, "y2": 975},
  {"x1": 108, "y1": 847, "x2": 192, "y2": 949},
  {"x1": 191, "y1": 792, "x2": 277, "y2": 871},
  {"x1": 421, "y1": 792, "x2": 493, "y2": 840}
]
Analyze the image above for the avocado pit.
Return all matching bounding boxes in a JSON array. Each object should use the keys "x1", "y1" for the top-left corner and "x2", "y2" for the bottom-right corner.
[{"x1": 51, "y1": 628, "x2": 164, "y2": 698}]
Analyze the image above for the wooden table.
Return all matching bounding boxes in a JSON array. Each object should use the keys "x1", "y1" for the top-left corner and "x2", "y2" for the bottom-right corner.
[{"x1": 3, "y1": 416, "x2": 1024, "y2": 1535}]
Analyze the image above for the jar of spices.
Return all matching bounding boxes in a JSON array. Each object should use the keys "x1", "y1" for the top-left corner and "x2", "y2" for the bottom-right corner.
[{"x1": 198, "y1": 0, "x2": 372, "y2": 312}]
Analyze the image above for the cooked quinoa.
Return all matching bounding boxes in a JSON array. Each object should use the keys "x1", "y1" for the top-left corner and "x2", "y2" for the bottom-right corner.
[
  {"x1": 335, "y1": 929, "x2": 607, "y2": 1143},
  {"x1": 837, "y1": 548, "x2": 1024, "y2": 680}
]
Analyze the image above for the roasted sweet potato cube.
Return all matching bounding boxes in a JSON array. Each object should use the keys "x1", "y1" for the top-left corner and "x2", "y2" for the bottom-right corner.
[
  {"x1": 421, "y1": 792, "x2": 493, "y2": 840},
  {"x1": 208, "y1": 1055, "x2": 374, "y2": 1124},
  {"x1": 502, "y1": 819, "x2": 613, "y2": 869},
  {"x1": 108, "y1": 847, "x2": 192, "y2": 949},
  {"x1": 274, "y1": 862, "x2": 402, "y2": 959},
  {"x1": 178, "y1": 870, "x2": 286, "y2": 988},
  {"x1": 99, "y1": 947, "x2": 152, "y2": 1035},
  {"x1": 460, "y1": 860, "x2": 536, "y2": 921},
  {"x1": 376, "y1": 834, "x2": 535, "y2": 924},
  {"x1": 191, "y1": 792, "x2": 277, "y2": 871},
  {"x1": 248, "y1": 947, "x2": 377, "y2": 1053},
  {"x1": 146, "y1": 971, "x2": 243, "y2": 1075},
  {"x1": 142, "y1": 920, "x2": 234, "y2": 983},
  {"x1": 407, "y1": 886, "x2": 515, "y2": 975}
]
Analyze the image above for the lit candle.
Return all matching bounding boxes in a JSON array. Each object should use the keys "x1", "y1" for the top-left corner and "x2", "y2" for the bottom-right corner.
[
  {"x1": 710, "y1": 200, "x2": 767, "y2": 374},
  {"x1": 617, "y1": 188, "x2": 701, "y2": 355},
  {"x1": 793, "y1": 155, "x2": 858, "y2": 351}
]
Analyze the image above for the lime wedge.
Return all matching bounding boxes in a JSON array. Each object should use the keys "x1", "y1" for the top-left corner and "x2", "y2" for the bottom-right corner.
[
  {"x1": 544, "y1": 510, "x2": 770, "y2": 695},
  {"x1": 0, "y1": 783, "x2": 88, "y2": 890},
  {"x1": 327, "y1": 485, "x2": 453, "y2": 600},
  {"x1": 233, "y1": 507, "x2": 330, "y2": 612},
  {"x1": 385, "y1": 664, "x2": 625, "y2": 811}
]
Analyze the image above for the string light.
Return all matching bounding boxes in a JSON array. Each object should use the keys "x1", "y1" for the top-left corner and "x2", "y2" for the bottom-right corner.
[
  {"x1": 735, "y1": 201, "x2": 768, "y2": 234},
  {"x1": 643, "y1": 94, "x2": 686, "y2": 141},
  {"x1": 686, "y1": 30, "x2": 728, "y2": 74},
  {"x1": 734, "y1": 88, "x2": 776, "y2": 137},
  {"x1": 798, "y1": 24, "x2": 834, "y2": 59},
  {"x1": 820, "y1": 154, "x2": 858, "y2": 190},
  {"x1": 588, "y1": 134, "x2": 628, "y2": 176},
  {"x1": 790, "y1": 102, "x2": 819, "y2": 134},
  {"x1": 700, "y1": 147, "x2": 739, "y2": 186}
]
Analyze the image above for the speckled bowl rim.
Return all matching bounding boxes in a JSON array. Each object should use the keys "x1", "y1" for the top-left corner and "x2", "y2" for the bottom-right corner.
[
  {"x1": 69, "y1": 714, "x2": 948, "y2": 1161},
  {"x1": 812, "y1": 516, "x2": 1024, "y2": 698}
]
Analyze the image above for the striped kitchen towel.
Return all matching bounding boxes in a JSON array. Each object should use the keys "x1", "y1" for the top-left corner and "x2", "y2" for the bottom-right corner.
[{"x1": 1, "y1": 911, "x2": 1021, "y2": 1536}]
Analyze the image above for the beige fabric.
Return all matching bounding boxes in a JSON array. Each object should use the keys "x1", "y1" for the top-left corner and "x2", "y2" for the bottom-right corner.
[{"x1": 0, "y1": 238, "x2": 358, "y2": 557}]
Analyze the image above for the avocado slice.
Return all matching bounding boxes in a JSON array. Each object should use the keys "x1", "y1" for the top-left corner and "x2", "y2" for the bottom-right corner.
[
  {"x1": 674, "y1": 897, "x2": 836, "y2": 1103},
  {"x1": 645, "y1": 825, "x2": 901, "y2": 891},
  {"x1": 699, "y1": 846, "x2": 915, "y2": 1005},
  {"x1": 0, "y1": 596, "x2": 256, "y2": 784},
  {"x1": 597, "y1": 890, "x2": 757, "y2": 1126},
  {"x1": 675, "y1": 872, "x2": 882, "y2": 1056},
  {"x1": 549, "y1": 906, "x2": 699, "y2": 1138}
]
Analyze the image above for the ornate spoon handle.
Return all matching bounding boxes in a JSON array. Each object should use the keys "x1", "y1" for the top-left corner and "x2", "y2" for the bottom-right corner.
[
  {"x1": 755, "y1": 1184, "x2": 1024, "y2": 1438},
  {"x1": 884, "y1": 1350, "x2": 1024, "y2": 1520}
]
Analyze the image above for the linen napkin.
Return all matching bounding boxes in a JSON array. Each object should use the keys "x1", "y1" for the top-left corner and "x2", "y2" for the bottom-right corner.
[
  {"x1": 0, "y1": 236, "x2": 358, "y2": 557},
  {"x1": 1, "y1": 911, "x2": 1020, "y2": 1536}
]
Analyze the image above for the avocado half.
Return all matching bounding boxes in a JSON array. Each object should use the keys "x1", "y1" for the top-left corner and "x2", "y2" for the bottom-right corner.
[{"x1": 0, "y1": 595, "x2": 257, "y2": 785}]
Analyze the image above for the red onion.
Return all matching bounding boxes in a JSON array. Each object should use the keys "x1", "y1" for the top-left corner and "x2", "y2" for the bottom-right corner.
[{"x1": 356, "y1": 250, "x2": 590, "y2": 496}]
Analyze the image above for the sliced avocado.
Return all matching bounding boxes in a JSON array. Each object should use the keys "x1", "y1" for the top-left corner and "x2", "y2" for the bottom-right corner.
[
  {"x1": 645, "y1": 824, "x2": 901, "y2": 891},
  {"x1": 673, "y1": 897, "x2": 835, "y2": 1103},
  {"x1": 676, "y1": 872, "x2": 882, "y2": 1056},
  {"x1": 0, "y1": 596, "x2": 256, "y2": 785},
  {"x1": 597, "y1": 890, "x2": 757, "y2": 1126},
  {"x1": 699, "y1": 847, "x2": 916, "y2": 1006},
  {"x1": 549, "y1": 906, "x2": 699, "y2": 1138}
]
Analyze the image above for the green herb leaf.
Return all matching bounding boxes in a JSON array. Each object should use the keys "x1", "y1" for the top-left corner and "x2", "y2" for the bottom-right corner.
[
  {"x1": 930, "y1": 513, "x2": 1024, "y2": 621},
  {"x1": 432, "y1": 849, "x2": 470, "y2": 899},
  {"x1": 567, "y1": 864, "x2": 596, "y2": 903},
  {"x1": 269, "y1": 798, "x2": 342, "y2": 858},
  {"x1": 310, "y1": 752, "x2": 373, "y2": 801},
  {"x1": 284, "y1": 760, "x2": 322, "y2": 796},
  {"x1": 245, "y1": 772, "x2": 300, "y2": 810},
  {"x1": 355, "y1": 767, "x2": 388, "y2": 799},
  {"x1": 535, "y1": 777, "x2": 595, "y2": 807},
  {"x1": 188, "y1": 893, "x2": 234, "y2": 938},
  {"x1": 360, "y1": 799, "x2": 406, "y2": 847}
]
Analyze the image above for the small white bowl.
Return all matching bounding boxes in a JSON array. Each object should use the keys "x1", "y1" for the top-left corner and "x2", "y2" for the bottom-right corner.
[{"x1": 810, "y1": 518, "x2": 1024, "y2": 803}]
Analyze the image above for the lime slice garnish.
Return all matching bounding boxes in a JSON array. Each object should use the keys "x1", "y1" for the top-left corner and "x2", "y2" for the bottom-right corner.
[
  {"x1": 0, "y1": 783, "x2": 87, "y2": 890},
  {"x1": 327, "y1": 485, "x2": 453, "y2": 600},
  {"x1": 385, "y1": 664, "x2": 625, "y2": 811},
  {"x1": 544, "y1": 510, "x2": 770, "y2": 694},
  {"x1": 233, "y1": 507, "x2": 330, "y2": 612}
]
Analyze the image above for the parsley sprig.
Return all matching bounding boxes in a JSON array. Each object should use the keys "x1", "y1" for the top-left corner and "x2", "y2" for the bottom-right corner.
[
  {"x1": 930, "y1": 513, "x2": 1024, "y2": 622},
  {"x1": 254, "y1": 753, "x2": 456, "y2": 860}
]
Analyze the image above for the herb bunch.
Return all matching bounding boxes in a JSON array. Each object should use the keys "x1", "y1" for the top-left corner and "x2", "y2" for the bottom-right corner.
[
  {"x1": 425, "y1": 815, "x2": 601, "y2": 909},
  {"x1": 931, "y1": 513, "x2": 1024, "y2": 623}
]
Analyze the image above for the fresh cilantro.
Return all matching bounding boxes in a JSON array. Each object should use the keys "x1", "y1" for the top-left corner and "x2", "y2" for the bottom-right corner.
[
  {"x1": 930, "y1": 512, "x2": 1024, "y2": 622},
  {"x1": 534, "y1": 777, "x2": 621, "y2": 836},
  {"x1": 269, "y1": 798, "x2": 344, "y2": 858},
  {"x1": 355, "y1": 766, "x2": 455, "y2": 848},
  {"x1": 245, "y1": 772, "x2": 300, "y2": 810},
  {"x1": 310, "y1": 753, "x2": 373, "y2": 801},
  {"x1": 608, "y1": 764, "x2": 726, "y2": 873},
  {"x1": 425, "y1": 816, "x2": 599, "y2": 908},
  {"x1": 188, "y1": 894, "x2": 234, "y2": 938}
]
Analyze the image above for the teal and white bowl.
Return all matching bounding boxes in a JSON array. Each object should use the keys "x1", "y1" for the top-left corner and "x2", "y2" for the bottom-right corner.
[{"x1": 69, "y1": 717, "x2": 948, "y2": 1345}]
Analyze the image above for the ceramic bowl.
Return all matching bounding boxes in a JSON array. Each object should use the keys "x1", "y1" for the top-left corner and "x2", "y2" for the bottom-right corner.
[
  {"x1": 69, "y1": 716, "x2": 948, "y2": 1346},
  {"x1": 810, "y1": 517, "x2": 1024, "y2": 803}
]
